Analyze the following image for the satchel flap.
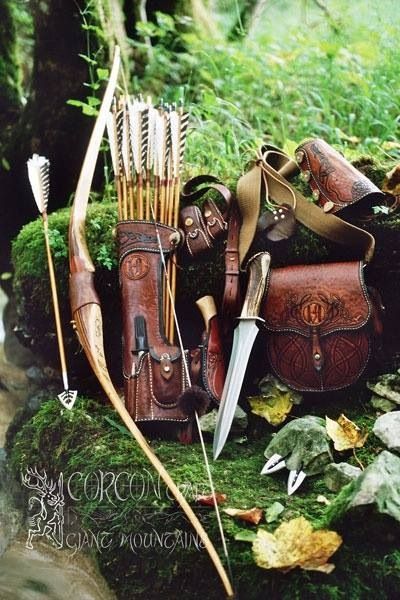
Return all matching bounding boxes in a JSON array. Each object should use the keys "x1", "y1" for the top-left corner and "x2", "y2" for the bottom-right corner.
[{"x1": 262, "y1": 261, "x2": 371, "y2": 336}]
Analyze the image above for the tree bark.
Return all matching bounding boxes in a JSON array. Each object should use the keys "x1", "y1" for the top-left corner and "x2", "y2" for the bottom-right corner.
[
  {"x1": 0, "y1": 0, "x2": 21, "y2": 135},
  {"x1": 0, "y1": 0, "x2": 97, "y2": 274}
]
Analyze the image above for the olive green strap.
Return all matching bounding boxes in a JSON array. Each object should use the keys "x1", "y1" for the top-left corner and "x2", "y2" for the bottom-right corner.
[{"x1": 236, "y1": 150, "x2": 375, "y2": 265}]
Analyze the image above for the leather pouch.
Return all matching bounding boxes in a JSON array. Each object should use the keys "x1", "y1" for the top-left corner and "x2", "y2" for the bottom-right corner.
[
  {"x1": 295, "y1": 138, "x2": 385, "y2": 213},
  {"x1": 179, "y1": 175, "x2": 230, "y2": 258},
  {"x1": 261, "y1": 261, "x2": 383, "y2": 392}
]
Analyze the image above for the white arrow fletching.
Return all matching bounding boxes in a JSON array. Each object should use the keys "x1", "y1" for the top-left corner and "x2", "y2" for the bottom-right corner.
[
  {"x1": 27, "y1": 154, "x2": 50, "y2": 214},
  {"x1": 170, "y1": 110, "x2": 180, "y2": 178},
  {"x1": 106, "y1": 111, "x2": 118, "y2": 174},
  {"x1": 121, "y1": 102, "x2": 131, "y2": 176},
  {"x1": 146, "y1": 105, "x2": 157, "y2": 172}
]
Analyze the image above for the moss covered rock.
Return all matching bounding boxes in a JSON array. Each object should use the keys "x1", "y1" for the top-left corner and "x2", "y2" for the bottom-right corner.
[{"x1": 7, "y1": 394, "x2": 400, "y2": 600}]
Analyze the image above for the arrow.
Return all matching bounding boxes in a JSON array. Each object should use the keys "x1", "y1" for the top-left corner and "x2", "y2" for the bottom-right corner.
[{"x1": 27, "y1": 154, "x2": 78, "y2": 410}]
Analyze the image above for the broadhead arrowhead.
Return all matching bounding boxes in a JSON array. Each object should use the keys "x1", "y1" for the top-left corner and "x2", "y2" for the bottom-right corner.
[{"x1": 57, "y1": 390, "x2": 78, "y2": 410}]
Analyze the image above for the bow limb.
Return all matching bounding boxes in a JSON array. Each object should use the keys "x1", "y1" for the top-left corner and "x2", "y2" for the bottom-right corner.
[{"x1": 68, "y1": 48, "x2": 234, "y2": 598}]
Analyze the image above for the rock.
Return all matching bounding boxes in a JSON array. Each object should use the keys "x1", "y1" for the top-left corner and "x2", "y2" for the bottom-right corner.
[
  {"x1": 199, "y1": 405, "x2": 248, "y2": 434},
  {"x1": 0, "y1": 452, "x2": 22, "y2": 557},
  {"x1": 324, "y1": 462, "x2": 362, "y2": 492},
  {"x1": 373, "y1": 412, "x2": 400, "y2": 453},
  {"x1": 327, "y1": 451, "x2": 400, "y2": 525},
  {"x1": 0, "y1": 389, "x2": 23, "y2": 448},
  {"x1": 0, "y1": 346, "x2": 35, "y2": 404},
  {"x1": 367, "y1": 372, "x2": 400, "y2": 405},
  {"x1": 370, "y1": 395, "x2": 397, "y2": 413},
  {"x1": 0, "y1": 535, "x2": 117, "y2": 599},
  {"x1": 264, "y1": 416, "x2": 333, "y2": 476},
  {"x1": 2, "y1": 298, "x2": 37, "y2": 369}
]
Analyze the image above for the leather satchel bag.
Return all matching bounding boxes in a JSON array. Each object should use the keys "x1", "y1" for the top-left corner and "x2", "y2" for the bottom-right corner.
[
  {"x1": 261, "y1": 261, "x2": 383, "y2": 392},
  {"x1": 236, "y1": 141, "x2": 384, "y2": 392}
]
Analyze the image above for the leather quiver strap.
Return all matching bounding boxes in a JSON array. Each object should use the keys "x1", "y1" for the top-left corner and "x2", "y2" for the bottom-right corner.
[
  {"x1": 236, "y1": 146, "x2": 376, "y2": 265},
  {"x1": 295, "y1": 138, "x2": 385, "y2": 213},
  {"x1": 261, "y1": 261, "x2": 380, "y2": 392},
  {"x1": 117, "y1": 220, "x2": 192, "y2": 423}
]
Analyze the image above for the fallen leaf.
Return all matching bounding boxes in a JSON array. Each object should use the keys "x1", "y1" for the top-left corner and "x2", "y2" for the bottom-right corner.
[
  {"x1": 252, "y1": 517, "x2": 342, "y2": 573},
  {"x1": 326, "y1": 414, "x2": 368, "y2": 451},
  {"x1": 265, "y1": 501, "x2": 285, "y2": 523},
  {"x1": 234, "y1": 530, "x2": 258, "y2": 543},
  {"x1": 383, "y1": 163, "x2": 400, "y2": 195},
  {"x1": 224, "y1": 507, "x2": 264, "y2": 525},
  {"x1": 248, "y1": 394, "x2": 293, "y2": 426},
  {"x1": 195, "y1": 493, "x2": 227, "y2": 506}
]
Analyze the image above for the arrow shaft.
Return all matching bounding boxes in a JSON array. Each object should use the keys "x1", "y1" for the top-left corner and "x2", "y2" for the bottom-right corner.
[{"x1": 43, "y1": 214, "x2": 69, "y2": 382}]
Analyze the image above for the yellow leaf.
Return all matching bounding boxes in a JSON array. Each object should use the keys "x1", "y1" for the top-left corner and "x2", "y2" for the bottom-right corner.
[
  {"x1": 382, "y1": 163, "x2": 400, "y2": 195},
  {"x1": 248, "y1": 394, "x2": 294, "y2": 426},
  {"x1": 224, "y1": 507, "x2": 264, "y2": 525},
  {"x1": 326, "y1": 414, "x2": 368, "y2": 451},
  {"x1": 252, "y1": 517, "x2": 342, "y2": 574}
]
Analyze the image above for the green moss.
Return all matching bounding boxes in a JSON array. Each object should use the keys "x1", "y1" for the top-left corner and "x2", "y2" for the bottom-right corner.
[{"x1": 7, "y1": 393, "x2": 400, "y2": 599}]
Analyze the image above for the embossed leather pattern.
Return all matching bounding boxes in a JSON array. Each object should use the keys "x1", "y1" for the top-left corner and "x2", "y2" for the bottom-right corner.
[
  {"x1": 261, "y1": 261, "x2": 381, "y2": 392},
  {"x1": 296, "y1": 138, "x2": 384, "y2": 213}
]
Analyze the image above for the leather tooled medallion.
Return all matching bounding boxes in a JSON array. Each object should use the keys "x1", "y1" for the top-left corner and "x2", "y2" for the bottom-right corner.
[{"x1": 123, "y1": 254, "x2": 150, "y2": 280}]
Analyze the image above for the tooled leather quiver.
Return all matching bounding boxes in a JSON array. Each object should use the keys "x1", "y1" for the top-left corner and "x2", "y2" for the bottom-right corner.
[
  {"x1": 261, "y1": 261, "x2": 383, "y2": 392},
  {"x1": 117, "y1": 220, "x2": 192, "y2": 425},
  {"x1": 117, "y1": 219, "x2": 227, "y2": 434},
  {"x1": 295, "y1": 138, "x2": 384, "y2": 213}
]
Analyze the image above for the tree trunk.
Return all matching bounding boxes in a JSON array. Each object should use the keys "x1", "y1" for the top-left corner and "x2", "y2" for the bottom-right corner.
[
  {"x1": 0, "y1": 0, "x2": 99, "y2": 274},
  {"x1": 0, "y1": 0, "x2": 21, "y2": 136}
]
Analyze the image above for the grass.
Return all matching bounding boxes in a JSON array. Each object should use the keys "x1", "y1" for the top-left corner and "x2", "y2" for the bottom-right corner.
[{"x1": 129, "y1": 0, "x2": 400, "y2": 182}]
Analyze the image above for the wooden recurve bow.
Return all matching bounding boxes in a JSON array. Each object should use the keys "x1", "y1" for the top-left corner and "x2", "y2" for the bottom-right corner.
[{"x1": 68, "y1": 46, "x2": 234, "y2": 598}]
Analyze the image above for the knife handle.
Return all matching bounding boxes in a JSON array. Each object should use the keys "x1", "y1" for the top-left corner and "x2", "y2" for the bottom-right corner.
[
  {"x1": 196, "y1": 295, "x2": 217, "y2": 333},
  {"x1": 240, "y1": 252, "x2": 271, "y2": 318}
]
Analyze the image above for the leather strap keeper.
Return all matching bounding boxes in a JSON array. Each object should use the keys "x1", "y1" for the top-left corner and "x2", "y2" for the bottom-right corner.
[
  {"x1": 296, "y1": 138, "x2": 385, "y2": 213},
  {"x1": 261, "y1": 261, "x2": 381, "y2": 392}
]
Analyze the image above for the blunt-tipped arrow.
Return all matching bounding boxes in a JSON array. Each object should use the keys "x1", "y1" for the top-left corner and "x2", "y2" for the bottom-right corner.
[{"x1": 27, "y1": 154, "x2": 78, "y2": 410}]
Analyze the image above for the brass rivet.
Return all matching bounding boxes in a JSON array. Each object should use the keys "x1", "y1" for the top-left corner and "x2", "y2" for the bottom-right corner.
[
  {"x1": 323, "y1": 201, "x2": 335, "y2": 213},
  {"x1": 204, "y1": 209, "x2": 212, "y2": 218},
  {"x1": 296, "y1": 150, "x2": 304, "y2": 163},
  {"x1": 164, "y1": 365, "x2": 171, "y2": 372},
  {"x1": 301, "y1": 170, "x2": 311, "y2": 182},
  {"x1": 185, "y1": 217, "x2": 193, "y2": 227},
  {"x1": 169, "y1": 231, "x2": 181, "y2": 245},
  {"x1": 312, "y1": 188, "x2": 320, "y2": 200},
  {"x1": 314, "y1": 353, "x2": 321, "y2": 360}
]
